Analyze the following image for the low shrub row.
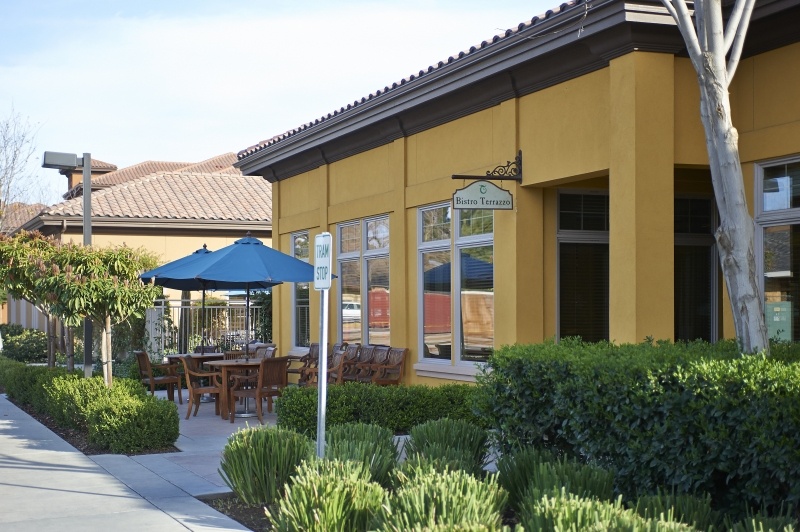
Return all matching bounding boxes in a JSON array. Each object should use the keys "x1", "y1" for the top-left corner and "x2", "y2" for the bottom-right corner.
[
  {"x1": 276, "y1": 381, "x2": 481, "y2": 435},
  {"x1": 0, "y1": 325, "x2": 48, "y2": 364},
  {"x1": 219, "y1": 420, "x2": 797, "y2": 530},
  {"x1": 1, "y1": 358, "x2": 179, "y2": 453},
  {"x1": 475, "y1": 338, "x2": 800, "y2": 518}
]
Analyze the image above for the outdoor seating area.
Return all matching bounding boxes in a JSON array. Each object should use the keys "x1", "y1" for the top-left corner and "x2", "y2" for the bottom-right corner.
[{"x1": 296, "y1": 342, "x2": 408, "y2": 387}]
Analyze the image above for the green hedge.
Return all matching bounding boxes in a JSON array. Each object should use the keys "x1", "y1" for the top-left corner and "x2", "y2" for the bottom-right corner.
[
  {"x1": 277, "y1": 382, "x2": 481, "y2": 435},
  {"x1": 1, "y1": 359, "x2": 179, "y2": 454},
  {"x1": 475, "y1": 338, "x2": 800, "y2": 517},
  {"x1": 1, "y1": 328, "x2": 48, "y2": 364}
]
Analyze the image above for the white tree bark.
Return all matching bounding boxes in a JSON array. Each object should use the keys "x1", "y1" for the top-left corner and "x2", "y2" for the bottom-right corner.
[
  {"x1": 660, "y1": 0, "x2": 768, "y2": 352},
  {"x1": 102, "y1": 316, "x2": 113, "y2": 386}
]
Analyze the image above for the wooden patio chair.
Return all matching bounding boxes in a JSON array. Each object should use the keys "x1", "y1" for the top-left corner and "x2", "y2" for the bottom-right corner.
[
  {"x1": 134, "y1": 351, "x2": 183, "y2": 404},
  {"x1": 229, "y1": 356, "x2": 290, "y2": 424},
  {"x1": 331, "y1": 343, "x2": 360, "y2": 384},
  {"x1": 354, "y1": 345, "x2": 391, "y2": 383},
  {"x1": 180, "y1": 355, "x2": 223, "y2": 419},
  {"x1": 296, "y1": 342, "x2": 320, "y2": 386},
  {"x1": 371, "y1": 347, "x2": 408, "y2": 386},
  {"x1": 342, "y1": 344, "x2": 374, "y2": 382}
]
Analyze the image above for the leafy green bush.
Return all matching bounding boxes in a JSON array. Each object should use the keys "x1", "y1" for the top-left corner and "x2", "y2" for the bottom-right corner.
[
  {"x1": 1, "y1": 328, "x2": 48, "y2": 363},
  {"x1": 44, "y1": 375, "x2": 108, "y2": 429},
  {"x1": 325, "y1": 422, "x2": 398, "y2": 487},
  {"x1": 0, "y1": 355, "x2": 25, "y2": 390},
  {"x1": 476, "y1": 339, "x2": 800, "y2": 516},
  {"x1": 278, "y1": 382, "x2": 481, "y2": 435},
  {"x1": 219, "y1": 426, "x2": 313, "y2": 506},
  {"x1": 87, "y1": 392, "x2": 179, "y2": 453},
  {"x1": 267, "y1": 459, "x2": 385, "y2": 531},
  {"x1": 3, "y1": 364, "x2": 69, "y2": 411},
  {"x1": 404, "y1": 418, "x2": 489, "y2": 477},
  {"x1": 379, "y1": 460, "x2": 507, "y2": 530}
]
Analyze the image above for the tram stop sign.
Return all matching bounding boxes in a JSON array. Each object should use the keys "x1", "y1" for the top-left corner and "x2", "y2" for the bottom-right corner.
[{"x1": 314, "y1": 232, "x2": 333, "y2": 291}]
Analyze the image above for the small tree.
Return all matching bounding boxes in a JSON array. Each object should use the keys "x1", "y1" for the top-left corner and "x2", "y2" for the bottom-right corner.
[
  {"x1": 660, "y1": 0, "x2": 767, "y2": 353},
  {"x1": 0, "y1": 108, "x2": 45, "y2": 232},
  {"x1": 37, "y1": 242, "x2": 160, "y2": 386}
]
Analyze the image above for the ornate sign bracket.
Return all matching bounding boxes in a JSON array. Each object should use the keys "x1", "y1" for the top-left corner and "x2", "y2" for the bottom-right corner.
[{"x1": 452, "y1": 150, "x2": 522, "y2": 182}]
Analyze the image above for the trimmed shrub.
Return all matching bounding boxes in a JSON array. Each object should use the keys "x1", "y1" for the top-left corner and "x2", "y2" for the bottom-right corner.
[
  {"x1": 219, "y1": 426, "x2": 313, "y2": 506},
  {"x1": 267, "y1": 459, "x2": 385, "y2": 532},
  {"x1": 325, "y1": 422, "x2": 398, "y2": 487},
  {"x1": 476, "y1": 339, "x2": 800, "y2": 516},
  {"x1": 87, "y1": 392, "x2": 179, "y2": 453},
  {"x1": 44, "y1": 375, "x2": 108, "y2": 429},
  {"x1": 1, "y1": 328, "x2": 48, "y2": 363},
  {"x1": 379, "y1": 461, "x2": 507, "y2": 530},
  {"x1": 277, "y1": 382, "x2": 481, "y2": 435},
  {"x1": 4, "y1": 364, "x2": 68, "y2": 412},
  {"x1": 0, "y1": 355, "x2": 24, "y2": 390},
  {"x1": 404, "y1": 418, "x2": 489, "y2": 477}
]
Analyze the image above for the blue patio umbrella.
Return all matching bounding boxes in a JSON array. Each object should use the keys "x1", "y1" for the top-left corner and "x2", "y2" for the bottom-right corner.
[
  {"x1": 140, "y1": 244, "x2": 215, "y2": 346},
  {"x1": 147, "y1": 233, "x2": 316, "y2": 357},
  {"x1": 423, "y1": 255, "x2": 493, "y2": 292}
]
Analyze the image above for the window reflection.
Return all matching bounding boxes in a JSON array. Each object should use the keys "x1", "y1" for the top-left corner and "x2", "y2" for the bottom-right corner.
[
  {"x1": 422, "y1": 250, "x2": 452, "y2": 359},
  {"x1": 460, "y1": 246, "x2": 493, "y2": 362},
  {"x1": 340, "y1": 260, "x2": 361, "y2": 344},
  {"x1": 367, "y1": 256, "x2": 390, "y2": 345},
  {"x1": 764, "y1": 224, "x2": 796, "y2": 342}
]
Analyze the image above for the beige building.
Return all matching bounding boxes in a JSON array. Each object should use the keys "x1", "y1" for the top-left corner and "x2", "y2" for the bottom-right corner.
[
  {"x1": 234, "y1": 0, "x2": 800, "y2": 384},
  {"x1": 9, "y1": 153, "x2": 272, "y2": 331}
]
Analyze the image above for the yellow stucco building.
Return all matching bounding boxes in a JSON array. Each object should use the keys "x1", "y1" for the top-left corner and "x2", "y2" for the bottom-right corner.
[{"x1": 235, "y1": 0, "x2": 800, "y2": 384}]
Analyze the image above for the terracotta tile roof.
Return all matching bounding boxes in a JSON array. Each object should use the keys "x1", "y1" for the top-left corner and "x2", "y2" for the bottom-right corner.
[
  {"x1": 64, "y1": 154, "x2": 241, "y2": 199},
  {"x1": 237, "y1": 0, "x2": 579, "y2": 160},
  {"x1": 43, "y1": 172, "x2": 271, "y2": 222},
  {"x1": 179, "y1": 153, "x2": 240, "y2": 174},
  {"x1": 1, "y1": 202, "x2": 46, "y2": 233},
  {"x1": 85, "y1": 158, "x2": 117, "y2": 171}
]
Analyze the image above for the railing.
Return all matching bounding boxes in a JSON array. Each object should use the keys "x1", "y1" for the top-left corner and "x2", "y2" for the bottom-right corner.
[{"x1": 145, "y1": 299, "x2": 265, "y2": 357}]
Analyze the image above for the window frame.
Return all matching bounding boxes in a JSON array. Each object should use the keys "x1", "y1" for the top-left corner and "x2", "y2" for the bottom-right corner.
[
  {"x1": 556, "y1": 190, "x2": 609, "y2": 342},
  {"x1": 291, "y1": 230, "x2": 311, "y2": 350}
]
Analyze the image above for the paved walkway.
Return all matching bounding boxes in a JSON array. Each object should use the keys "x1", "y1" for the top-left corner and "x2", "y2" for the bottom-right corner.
[{"x1": 0, "y1": 391, "x2": 275, "y2": 531}]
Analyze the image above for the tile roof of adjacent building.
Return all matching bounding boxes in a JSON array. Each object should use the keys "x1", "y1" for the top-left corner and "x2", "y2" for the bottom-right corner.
[
  {"x1": 63, "y1": 153, "x2": 241, "y2": 199},
  {"x1": 1, "y1": 202, "x2": 46, "y2": 234},
  {"x1": 42, "y1": 171, "x2": 271, "y2": 223},
  {"x1": 236, "y1": 0, "x2": 580, "y2": 160}
]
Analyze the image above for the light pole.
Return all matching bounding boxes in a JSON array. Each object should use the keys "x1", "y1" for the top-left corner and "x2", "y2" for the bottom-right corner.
[{"x1": 42, "y1": 151, "x2": 93, "y2": 377}]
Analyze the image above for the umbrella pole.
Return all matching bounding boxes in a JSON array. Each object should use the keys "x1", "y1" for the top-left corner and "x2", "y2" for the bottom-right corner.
[
  {"x1": 244, "y1": 285, "x2": 250, "y2": 361},
  {"x1": 201, "y1": 288, "x2": 207, "y2": 347}
]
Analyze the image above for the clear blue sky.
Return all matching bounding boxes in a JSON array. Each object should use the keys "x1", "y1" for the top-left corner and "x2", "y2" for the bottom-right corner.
[{"x1": 1, "y1": 0, "x2": 558, "y2": 203}]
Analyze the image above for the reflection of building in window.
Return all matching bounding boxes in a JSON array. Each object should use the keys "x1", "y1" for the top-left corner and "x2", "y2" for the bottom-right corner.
[
  {"x1": 337, "y1": 215, "x2": 390, "y2": 345},
  {"x1": 757, "y1": 159, "x2": 800, "y2": 342},
  {"x1": 418, "y1": 204, "x2": 493, "y2": 363}
]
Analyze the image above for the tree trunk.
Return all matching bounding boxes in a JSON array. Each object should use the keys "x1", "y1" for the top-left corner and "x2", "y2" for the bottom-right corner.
[
  {"x1": 65, "y1": 326, "x2": 74, "y2": 372},
  {"x1": 696, "y1": 55, "x2": 769, "y2": 353},
  {"x1": 102, "y1": 315, "x2": 113, "y2": 387}
]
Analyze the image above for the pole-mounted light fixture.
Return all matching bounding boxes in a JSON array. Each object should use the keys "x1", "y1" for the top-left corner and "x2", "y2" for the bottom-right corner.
[{"x1": 42, "y1": 151, "x2": 93, "y2": 377}]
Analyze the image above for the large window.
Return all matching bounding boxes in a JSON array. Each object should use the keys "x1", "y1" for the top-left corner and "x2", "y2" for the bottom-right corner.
[
  {"x1": 418, "y1": 204, "x2": 494, "y2": 363},
  {"x1": 292, "y1": 232, "x2": 310, "y2": 348},
  {"x1": 757, "y1": 158, "x2": 800, "y2": 341},
  {"x1": 337, "y1": 215, "x2": 390, "y2": 345},
  {"x1": 558, "y1": 192, "x2": 609, "y2": 342}
]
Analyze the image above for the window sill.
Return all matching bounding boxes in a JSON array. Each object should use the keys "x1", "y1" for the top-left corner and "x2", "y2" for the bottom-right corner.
[{"x1": 413, "y1": 361, "x2": 483, "y2": 382}]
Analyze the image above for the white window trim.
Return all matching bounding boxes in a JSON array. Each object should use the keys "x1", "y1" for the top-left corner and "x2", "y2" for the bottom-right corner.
[
  {"x1": 291, "y1": 230, "x2": 310, "y2": 353},
  {"x1": 754, "y1": 154, "x2": 800, "y2": 302},
  {"x1": 414, "y1": 204, "x2": 494, "y2": 380}
]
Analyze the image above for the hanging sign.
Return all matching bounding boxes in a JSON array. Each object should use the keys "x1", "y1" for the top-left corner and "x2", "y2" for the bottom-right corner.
[{"x1": 453, "y1": 180, "x2": 513, "y2": 210}]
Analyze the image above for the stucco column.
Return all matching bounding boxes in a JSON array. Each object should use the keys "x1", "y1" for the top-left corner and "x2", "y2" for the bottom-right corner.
[{"x1": 609, "y1": 52, "x2": 675, "y2": 343}]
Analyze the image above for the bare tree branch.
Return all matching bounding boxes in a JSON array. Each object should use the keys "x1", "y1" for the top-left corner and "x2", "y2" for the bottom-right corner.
[
  {"x1": 727, "y1": 0, "x2": 755, "y2": 80},
  {"x1": 664, "y1": 0, "x2": 704, "y2": 69}
]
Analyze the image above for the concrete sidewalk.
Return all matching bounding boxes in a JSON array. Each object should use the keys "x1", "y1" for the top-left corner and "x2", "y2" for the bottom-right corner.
[{"x1": 0, "y1": 391, "x2": 274, "y2": 531}]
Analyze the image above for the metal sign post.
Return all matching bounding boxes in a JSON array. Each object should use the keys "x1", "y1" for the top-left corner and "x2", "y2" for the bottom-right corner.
[{"x1": 313, "y1": 232, "x2": 333, "y2": 458}]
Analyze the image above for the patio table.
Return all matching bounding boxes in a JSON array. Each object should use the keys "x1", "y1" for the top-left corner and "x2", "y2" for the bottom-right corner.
[{"x1": 205, "y1": 358, "x2": 264, "y2": 420}]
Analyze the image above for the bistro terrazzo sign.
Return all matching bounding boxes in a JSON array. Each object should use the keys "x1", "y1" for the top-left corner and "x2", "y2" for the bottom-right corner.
[{"x1": 453, "y1": 180, "x2": 513, "y2": 210}]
